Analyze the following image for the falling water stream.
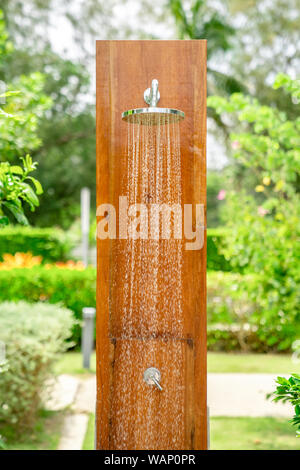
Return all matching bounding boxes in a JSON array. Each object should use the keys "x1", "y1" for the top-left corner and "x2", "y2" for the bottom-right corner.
[{"x1": 110, "y1": 115, "x2": 186, "y2": 449}]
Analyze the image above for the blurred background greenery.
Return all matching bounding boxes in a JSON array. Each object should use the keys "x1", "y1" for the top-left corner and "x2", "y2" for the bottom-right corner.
[{"x1": 0, "y1": 0, "x2": 299, "y2": 451}]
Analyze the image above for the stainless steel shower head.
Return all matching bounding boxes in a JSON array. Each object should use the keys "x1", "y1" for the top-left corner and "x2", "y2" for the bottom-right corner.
[{"x1": 122, "y1": 79, "x2": 185, "y2": 125}]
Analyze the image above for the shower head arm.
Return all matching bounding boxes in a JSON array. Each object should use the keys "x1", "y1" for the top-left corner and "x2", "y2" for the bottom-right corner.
[
  {"x1": 144, "y1": 79, "x2": 160, "y2": 107},
  {"x1": 122, "y1": 78, "x2": 185, "y2": 124}
]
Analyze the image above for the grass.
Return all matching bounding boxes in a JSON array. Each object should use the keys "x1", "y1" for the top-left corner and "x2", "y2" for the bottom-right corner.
[
  {"x1": 55, "y1": 351, "x2": 296, "y2": 376},
  {"x1": 0, "y1": 410, "x2": 64, "y2": 450},
  {"x1": 210, "y1": 417, "x2": 299, "y2": 450},
  {"x1": 82, "y1": 413, "x2": 94, "y2": 450},
  {"x1": 54, "y1": 351, "x2": 96, "y2": 376},
  {"x1": 1, "y1": 350, "x2": 295, "y2": 450},
  {"x1": 207, "y1": 352, "x2": 296, "y2": 374},
  {"x1": 82, "y1": 414, "x2": 299, "y2": 450},
  {"x1": 82, "y1": 413, "x2": 95, "y2": 450},
  {"x1": 3, "y1": 349, "x2": 297, "y2": 450}
]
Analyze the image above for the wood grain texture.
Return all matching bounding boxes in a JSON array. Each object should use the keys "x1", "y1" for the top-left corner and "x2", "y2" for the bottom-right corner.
[{"x1": 96, "y1": 40, "x2": 207, "y2": 450}]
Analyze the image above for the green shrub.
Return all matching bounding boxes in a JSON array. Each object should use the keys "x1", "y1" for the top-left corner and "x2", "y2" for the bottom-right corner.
[
  {"x1": 0, "y1": 267, "x2": 296, "y2": 352},
  {"x1": 208, "y1": 75, "x2": 300, "y2": 352},
  {"x1": 207, "y1": 228, "x2": 234, "y2": 272},
  {"x1": 0, "y1": 226, "x2": 74, "y2": 262},
  {"x1": 272, "y1": 374, "x2": 300, "y2": 436},
  {"x1": 207, "y1": 272, "x2": 257, "y2": 324},
  {"x1": 207, "y1": 271, "x2": 258, "y2": 351},
  {"x1": 207, "y1": 272, "x2": 298, "y2": 352},
  {"x1": 0, "y1": 225, "x2": 232, "y2": 268},
  {"x1": 0, "y1": 266, "x2": 96, "y2": 344},
  {"x1": 0, "y1": 301, "x2": 74, "y2": 432}
]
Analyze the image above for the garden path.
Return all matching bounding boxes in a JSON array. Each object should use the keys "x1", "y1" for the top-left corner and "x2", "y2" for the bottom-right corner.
[{"x1": 48, "y1": 373, "x2": 293, "y2": 449}]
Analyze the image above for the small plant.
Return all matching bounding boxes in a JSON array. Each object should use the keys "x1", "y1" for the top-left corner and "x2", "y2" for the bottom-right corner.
[
  {"x1": 272, "y1": 374, "x2": 300, "y2": 436},
  {"x1": 0, "y1": 155, "x2": 43, "y2": 226}
]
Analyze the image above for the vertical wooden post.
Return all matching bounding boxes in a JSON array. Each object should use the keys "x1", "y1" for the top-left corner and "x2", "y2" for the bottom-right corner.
[{"x1": 96, "y1": 40, "x2": 207, "y2": 450}]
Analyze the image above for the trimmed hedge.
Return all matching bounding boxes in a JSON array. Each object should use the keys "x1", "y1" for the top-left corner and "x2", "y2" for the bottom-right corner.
[
  {"x1": 0, "y1": 266, "x2": 96, "y2": 345},
  {"x1": 0, "y1": 225, "x2": 230, "y2": 269},
  {"x1": 0, "y1": 226, "x2": 73, "y2": 262},
  {"x1": 0, "y1": 266, "x2": 294, "y2": 352}
]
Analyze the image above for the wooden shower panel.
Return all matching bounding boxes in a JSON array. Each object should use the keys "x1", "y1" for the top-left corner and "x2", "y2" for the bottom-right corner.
[{"x1": 96, "y1": 40, "x2": 207, "y2": 450}]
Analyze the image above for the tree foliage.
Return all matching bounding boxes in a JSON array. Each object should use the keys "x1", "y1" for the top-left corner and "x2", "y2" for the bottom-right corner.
[
  {"x1": 228, "y1": 0, "x2": 300, "y2": 120},
  {"x1": 208, "y1": 75, "x2": 300, "y2": 350},
  {"x1": 0, "y1": 12, "x2": 51, "y2": 226},
  {"x1": 168, "y1": 0, "x2": 244, "y2": 97},
  {"x1": 1, "y1": 2, "x2": 97, "y2": 227}
]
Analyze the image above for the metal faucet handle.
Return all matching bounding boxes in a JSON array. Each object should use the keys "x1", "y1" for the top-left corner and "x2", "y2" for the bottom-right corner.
[{"x1": 143, "y1": 367, "x2": 163, "y2": 391}]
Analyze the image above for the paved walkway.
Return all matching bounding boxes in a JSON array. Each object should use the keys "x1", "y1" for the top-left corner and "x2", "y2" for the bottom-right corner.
[
  {"x1": 208, "y1": 373, "x2": 293, "y2": 417},
  {"x1": 47, "y1": 372, "x2": 293, "y2": 450},
  {"x1": 46, "y1": 376, "x2": 96, "y2": 450},
  {"x1": 57, "y1": 414, "x2": 89, "y2": 450}
]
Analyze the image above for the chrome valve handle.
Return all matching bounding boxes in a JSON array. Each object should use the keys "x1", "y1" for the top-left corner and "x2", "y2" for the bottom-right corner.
[{"x1": 143, "y1": 367, "x2": 163, "y2": 391}]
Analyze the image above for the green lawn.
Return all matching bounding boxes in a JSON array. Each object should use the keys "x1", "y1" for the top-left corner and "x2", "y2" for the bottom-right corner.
[
  {"x1": 50, "y1": 351, "x2": 298, "y2": 451},
  {"x1": 82, "y1": 414, "x2": 299, "y2": 450},
  {"x1": 3, "y1": 350, "x2": 295, "y2": 450},
  {"x1": 55, "y1": 351, "x2": 295, "y2": 376},
  {"x1": 0, "y1": 410, "x2": 64, "y2": 450},
  {"x1": 82, "y1": 413, "x2": 95, "y2": 450},
  {"x1": 54, "y1": 351, "x2": 96, "y2": 375},
  {"x1": 207, "y1": 352, "x2": 296, "y2": 374},
  {"x1": 211, "y1": 417, "x2": 299, "y2": 450}
]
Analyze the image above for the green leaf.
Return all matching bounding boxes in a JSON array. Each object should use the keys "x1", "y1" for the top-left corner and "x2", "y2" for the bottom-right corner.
[
  {"x1": 0, "y1": 215, "x2": 9, "y2": 226},
  {"x1": 22, "y1": 184, "x2": 39, "y2": 208},
  {"x1": 0, "y1": 90, "x2": 21, "y2": 98},
  {"x1": 9, "y1": 166, "x2": 23, "y2": 175},
  {"x1": 27, "y1": 176, "x2": 43, "y2": 195},
  {"x1": 276, "y1": 376, "x2": 289, "y2": 386},
  {"x1": 3, "y1": 201, "x2": 29, "y2": 225}
]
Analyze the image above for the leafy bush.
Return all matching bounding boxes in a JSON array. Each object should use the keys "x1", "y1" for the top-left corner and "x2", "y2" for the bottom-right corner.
[
  {"x1": 207, "y1": 171, "x2": 225, "y2": 228},
  {"x1": 0, "y1": 301, "x2": 74, "y2": 432},
  {"x1": 207, "y1": 271, "x2": 259, "y2": 351},
  {"x1": 207, "y1": 228, "x2": 233, "y2": 272},
  {"x1": 272, "y1": 374, "x2": 300, "y2": 436},
  {"x1": 207, "y1": 271, "x2": 298, "y2": 352},
  {"x1": 0, "y1": 267, "x2": 296, "y2": 352},
  {"x1": 0, "y1": 266, "x2": 96, "y2": 344},
  {"x1": 0, "y1": 155, "x2": 43, "y2": 226},
  {"x1": 0, "y1": 14, "x2": 52, "y2": 226},
  {"x1": 0, "y1": 226, "x2": 73, "y2": 262},
  {"x1": 208, "y1": 74, "x2": 300, "y2": 351},
  {"x1": 207, "y1": 323, "x2": 259, "y2": 352}
]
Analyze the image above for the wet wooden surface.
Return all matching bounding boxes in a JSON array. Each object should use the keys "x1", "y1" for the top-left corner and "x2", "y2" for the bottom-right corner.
[
  {"x1": 96, "y1": 40, "x2": 207, "y2": 450},
  {"x1": 109, "y1": 339, "x2": 193, "y2": 450}
]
